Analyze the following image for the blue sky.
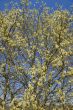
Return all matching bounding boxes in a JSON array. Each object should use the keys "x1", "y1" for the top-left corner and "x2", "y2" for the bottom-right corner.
[{"x1": 0, "y1": 0, "x2": 73, "y2": 11}]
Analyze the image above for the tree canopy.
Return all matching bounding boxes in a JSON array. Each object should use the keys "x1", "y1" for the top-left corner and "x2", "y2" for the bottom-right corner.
[{"x1": 0, "y1": 0, "x2": 73, "y2": 110}]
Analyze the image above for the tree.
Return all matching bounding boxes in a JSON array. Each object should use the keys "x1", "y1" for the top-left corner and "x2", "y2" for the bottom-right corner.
[
  {"x1": 0, "y1": 0, "x2": 73, "y2": 109},
  {"x1": 0, "y1": 6, "x2": 29, "y2": 102},
  {"x1": 21, "y1": 7, "x2": 73, "y2": 110}
]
